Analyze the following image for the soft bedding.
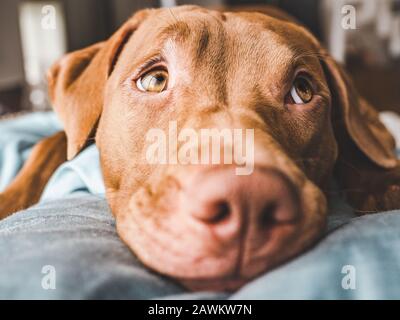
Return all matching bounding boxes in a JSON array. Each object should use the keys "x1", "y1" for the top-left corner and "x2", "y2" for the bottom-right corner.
[{"x1": 0, "y1": 111, "x2": 399, "y2": 299}]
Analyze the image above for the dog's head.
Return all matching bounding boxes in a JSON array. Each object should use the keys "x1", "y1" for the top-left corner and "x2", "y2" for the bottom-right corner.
[{"x1": 47, "y1": 6, "x2": 399, "y2": 291}]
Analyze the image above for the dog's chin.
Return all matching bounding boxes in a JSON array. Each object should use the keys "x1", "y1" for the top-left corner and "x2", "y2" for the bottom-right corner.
[{"x1": 119, "y1": 223, "x2": 323, "y2": 292}]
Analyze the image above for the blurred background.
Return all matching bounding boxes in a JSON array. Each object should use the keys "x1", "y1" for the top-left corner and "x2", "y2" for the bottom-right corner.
[{"x1": 0, "y1": 0, "x2": 399, "y2": 116}]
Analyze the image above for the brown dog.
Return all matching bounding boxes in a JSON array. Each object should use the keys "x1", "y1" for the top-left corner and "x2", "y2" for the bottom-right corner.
[{"x1": 1, "y1": 5, "x2": 399, "y2": 291}]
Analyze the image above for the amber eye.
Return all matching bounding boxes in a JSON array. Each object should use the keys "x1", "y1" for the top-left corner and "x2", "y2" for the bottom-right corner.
[
  {"x1": 136, "y1": 69, "x2": 168, "y2": 93},
  {"x1": 289, "y1": 76, "x2": 313, "y2": 104}
]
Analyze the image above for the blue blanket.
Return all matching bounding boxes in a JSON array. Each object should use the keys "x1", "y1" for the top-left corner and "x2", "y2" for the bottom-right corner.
[{"x1": 1, "y1": 112, "x2": 400, "y2": 299}]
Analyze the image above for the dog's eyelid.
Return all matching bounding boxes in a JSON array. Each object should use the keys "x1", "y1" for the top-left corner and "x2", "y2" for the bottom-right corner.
[
  {"x1": 293, "y1": 70, "x2": 313, "y2": 83},
  {"x1": 281, "y1": 66, "x2": 313, "y2": 92},
  {"x1": 133, "y1": 55, "x2": 166, "y2": 79}
]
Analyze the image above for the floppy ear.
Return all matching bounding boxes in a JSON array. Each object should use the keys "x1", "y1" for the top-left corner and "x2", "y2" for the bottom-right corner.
[
  {"x1": 322, "y1": 52, "x2": 400, "y2": 213},
  {"x1": 47, "y1": 9, "x2": 151, "y2": 160}
]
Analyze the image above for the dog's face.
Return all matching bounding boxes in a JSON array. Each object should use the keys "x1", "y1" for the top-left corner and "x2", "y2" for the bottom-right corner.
[
  {"x1": 99, "y1": 7, "x2": 332, "y2": 290},
  {"x1": 48, "y1": 6, "x2": 399, "y2": 291}
]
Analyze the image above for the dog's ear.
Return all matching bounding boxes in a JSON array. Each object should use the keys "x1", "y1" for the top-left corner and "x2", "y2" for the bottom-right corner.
[
  {"x1": 323, "y1": 53, "x2": 397, "y2": 169},
  {"x1": 47, "y1": 9, "x2": 151, "y2": 160},
  {"x1": 322, "y1": 52, "x2": 400, "y2": 213}
]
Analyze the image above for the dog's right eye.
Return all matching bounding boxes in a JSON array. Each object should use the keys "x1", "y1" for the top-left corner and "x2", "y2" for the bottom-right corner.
[
  {"x1": 286, "y1": 76, "x2": 314, "y2": 104},
  {"x1": 136, "y1": 69, "x2": 168, "y2": 93}
]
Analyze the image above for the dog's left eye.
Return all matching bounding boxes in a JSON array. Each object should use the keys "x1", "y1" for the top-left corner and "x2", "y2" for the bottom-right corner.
[
  {"x1": 287, "y1": 76, "x2": 313, "y2": 104},
  {"x1": 136, "y1": 69, "x2": 168, "y2": 93}
]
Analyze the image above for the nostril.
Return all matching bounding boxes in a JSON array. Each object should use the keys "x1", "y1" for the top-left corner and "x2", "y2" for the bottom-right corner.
[
  {"x1": 259, "y1": 202, "x2": 278, "y2": 227},
  {"x1": 201, "y1": 201, "x2": 231, "y2": 224}
]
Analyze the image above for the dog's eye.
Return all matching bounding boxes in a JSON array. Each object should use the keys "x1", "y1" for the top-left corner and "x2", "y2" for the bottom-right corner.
[
  {"x1": 136, "y1": 69, "x2": 168, "y2": 93},
  {"x1": 288, "y1": 76, "x2": 313, "y2": 104}
]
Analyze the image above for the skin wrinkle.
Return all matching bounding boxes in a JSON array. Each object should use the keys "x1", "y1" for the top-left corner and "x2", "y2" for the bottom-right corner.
[
  {"x1": 195, "y1": 22, "x2": 211, "y2": 60},
  {"x1": 193, "y1": 17, "x2": 229, "y2": 106}
]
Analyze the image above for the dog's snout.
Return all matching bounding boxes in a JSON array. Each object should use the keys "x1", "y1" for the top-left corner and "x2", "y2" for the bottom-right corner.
[
  {"x1": 183, "y1": 167, "x2": 300, "y2": 226},
  {"x1": 181, "y1": 166, "x2": 300, "y2": 248}
]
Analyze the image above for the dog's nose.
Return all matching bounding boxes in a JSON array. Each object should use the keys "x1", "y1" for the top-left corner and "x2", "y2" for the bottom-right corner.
[{"x1": 181, "y1": 166, "x2": 300, "y2": 243}]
